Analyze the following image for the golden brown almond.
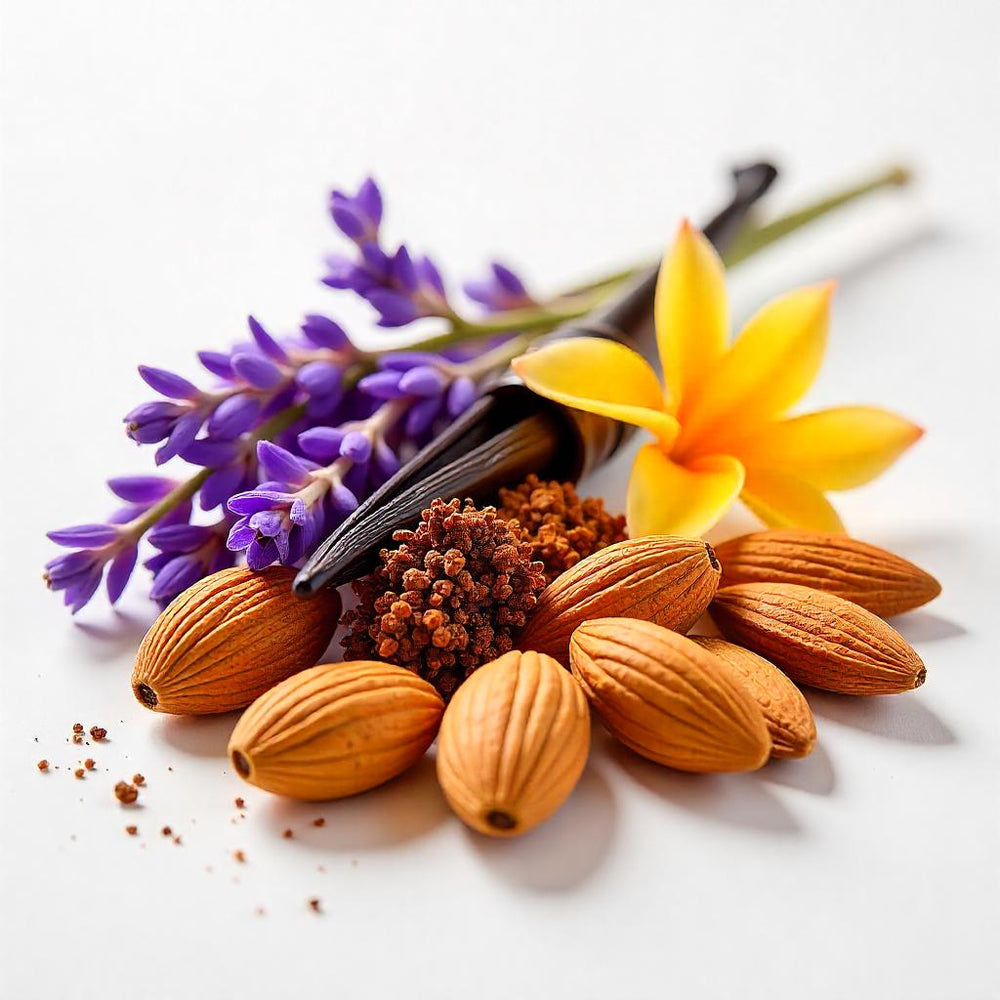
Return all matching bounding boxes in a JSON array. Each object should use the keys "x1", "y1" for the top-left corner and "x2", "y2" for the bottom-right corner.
[
  {"x1": 690, "y1": 636, "x2": 816, "y2": 759},
  {"x1": 519, "y1": 535, "x2": 720, "y2": 665},
  {"x1": 228, "y1": 660, "x2": 444, "y2": 800},
  {"x1": 714, "y1": 529, "x2": 940, "y2": 617},
  {"x1": 132, "y1": 567, "x2": 340, "y2": 715},
  {"x1": 436, "y1": 650, "x2": 589, "y2": 837},
  {"x1": 570, "y1": 618, "x2": 771, "y2": 773},
  {"x1": 709, "y1": 583, "x2": 926, "y2": 695}
]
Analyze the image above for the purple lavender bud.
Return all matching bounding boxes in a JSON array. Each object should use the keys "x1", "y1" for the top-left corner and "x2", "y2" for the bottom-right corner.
[
  {"x1": 367, "y1": 290, "x2": 419, "y2": 328},
  {"x1": 405, "y1": 396, "x2": 443, "y2": 437},
  {"x1": 399, "y1": 365, "x2": 447, "y2": 397},
  {"x1": 138, "y1": 365, "x2": 200, "y2": 401},
  {"x1": 231, "y1": 351, "x2": 284, "y2": 390},
  {"x1": 360, "y1": 242, "x2": 390, "y2": 279},
  {"x1": 415, "y1": 255, "x2": 446, "y2": 299},
  {"x1": 199, "y1": 463, "x2": 247, "y2": 511},
  {"x1": 181, "y1": 437, "x2": 240, "y2": 468},
  {"x1": 44, "y1": 550, "x2": 104, "y2": 614},
  {"x1": 446, "y1": 376, "x2": 479, "y2": 417},
  {"x1": 208, "y1": 394, "x2": 262, "y2": 438},
  {"x1": 296, "y1": 360, "x2": 343, "y2": 399},
  {"x1": 330, "y1": 199, "x2": 368, "y2": 241},
  {"x1": 198, "y1": 350, "x2": 235, "y2": 380},
  {"x1": 47, "y1": 524, "x2": 121, "y2": 548},
  {"x1": 339, "y1": 431, "x2": 372, "y2": 464},
  {"x1": 301, "y1": 314, "x2": 349, "y2": 350},
  {"x1": 356, "y1": 177, "x2": 383, "y2": 228},
  {"x1": 357, "y1": 370, "x2": 406, "y2": 399},
  {"x1": 391, "y1": 246, "x2": 418, "y2": 293},
  {"x1": 321, "y1": 254, "x2": 359, "y2": 290},
  {"x1": 106, "y1": 545, "x2": 138, "y2": 604},
  {"x1": 257, "y1": 441, "x2": 316, "y2": 484},
  {"x1": 376, "y1": 351, "x2": 443, "y2": 372},
  {"x1": 373, "y1": 438, "x2": 400, "y2": 480},
  {"x1": 123, "y1": 400, "x2": 186, "y2": 444},
  {"x1": 155, "y1": 411, "x2": 204, "y2": 466},
  {"x1": 297, "y1": 427, "x2": 344, "y2": 462},
  {"x1": 226, "y1": 517, "x2": 257, "y2": 551},
  {"x1": 148, "y1": 523, "x2": 213, "y2": 553},
  {"x1": 228, "y1": 489, "x2": 297, "y2": 516},
  {"x1": 247, "y1": 316, "x2": 289, "y2": 363},
  {"x1": 149, "y1": 554, "x2": 204, "y2": 602},
  {"x1": 329, "y1": 483, "x2": 359, "y2": 516},
  {"x1": 463, "y1": 261, "x2": 534, "y2": 312},
  {"x1": 107, "y1": 475, "x2": 177, "y2": 505},
  {"x1": 492, "y1": 262, "x2": 528, "y2": 296}
]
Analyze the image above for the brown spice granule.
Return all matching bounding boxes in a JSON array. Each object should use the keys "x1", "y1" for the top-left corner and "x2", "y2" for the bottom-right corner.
[
  {"x1": 37, "y1": 759, "x2": 49, "y2": 771},
  {"x1": 125, "y1": 825, "x2": 138, "y2": 836},
  {"x1": 114, "y1": 781, "x2": 138, "y2": 804},
  {"x1": 282, "y1": 829, "x2": 294, "y2": 839},
  {"x1": 172, "y1": 836, "x2": 183, "y2": 846},
  {"x1": 90, "y1": 726, "x2": 107, "y2": 741},
  {"x1": 74, "y1": 768, "x2": 85, "y2": 779},
  {"x1": 234, "y1": 797, "x2": 245, "y2": 809},
  {"x1": 161, "y1": 826, "x2": 172, "y2": 837},
  {"x1": 233, "y1": 850, "x2": 246, "y2": 863},
  {"x1": 132, "y1": 773, "x2": 145, "y2": 786},
  {"x1": 497, "y1": 475, "x2": 627, "y2": 584},
  {"x1": 72, "y1": 733, "x2": 83, "y2": 744},
  {"x1": 72, "y1": 723, "x2": 84, "y2": 734},
  {"x1": 308, "y1": 898, "x2": 322, "y2": 913},
  {"x1": 312, "y1": 817, "x2": 326, "y2": 828},
  {"x1": 341, "y1": 498, "x2": 546, "y2": 697},
  {"x1": 84, "y1": 759, "x2": 96, "y2": 771}
]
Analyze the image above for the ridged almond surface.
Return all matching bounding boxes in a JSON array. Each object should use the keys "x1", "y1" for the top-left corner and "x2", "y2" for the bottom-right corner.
[
  {"x1": 690, "y1": 637, "x2": 816, "y2": 759},
  {"x1": 715, "y1": 529, "x2": 941, "y2": 618},
  {"x1": 519, "y1": 535, "x2": 721, "y2": 665},
  {"x1": 570, "y1": 618, "x2": 771, "y2": 773},
  {"x1": 132, "y1": 567, "x2": 340, "y2": 715},
  {"x1": 436, "y1": 650, "x2": 590, "y2": 837},
  {"x1": 228, "y1": 660, "x2": 444, "y2": 800},
  {"x1": 710, "y1": 583, "x2": 926, "y2": 695}
]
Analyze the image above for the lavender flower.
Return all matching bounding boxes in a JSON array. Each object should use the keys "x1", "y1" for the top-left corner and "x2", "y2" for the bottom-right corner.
[
  {"x1": 146, "y1": 520, "x2": 234, "y2": 606},
  {"x1": 463, "y1": 262, "x2": 535, "y2": 313}
]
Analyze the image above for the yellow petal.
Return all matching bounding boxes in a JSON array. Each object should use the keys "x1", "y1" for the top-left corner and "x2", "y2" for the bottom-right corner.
[
  {"x1": 627, "y1": 444, "x2": 744, "y2": 538},
  {"x1": 512, "y1": 338, "x2": 678, "y2": 444},
  {"x1": 654, "y1": 219, "x2": 729, "y2": 415},
  {"x1": 677, "y1": 282, "x2": 835, "y2": 456},
  {"x1": 734, "y1": 406, "x2": 924, "y2": 490},
  {"x1": 740, "y1": 468, "x2": 845, "y2": 533}
]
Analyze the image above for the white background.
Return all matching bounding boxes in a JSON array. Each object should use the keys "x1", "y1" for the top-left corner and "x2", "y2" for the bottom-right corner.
[{"x1": 2, "y1": 2, "x2": 998, "y2": 998}]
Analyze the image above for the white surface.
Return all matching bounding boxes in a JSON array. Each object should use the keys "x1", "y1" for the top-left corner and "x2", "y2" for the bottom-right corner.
[{"x1": 2, "y1": 2, "x2": 999, "y2": 998}]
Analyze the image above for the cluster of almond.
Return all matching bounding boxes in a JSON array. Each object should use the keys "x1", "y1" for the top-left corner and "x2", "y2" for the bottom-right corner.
[{"x1": 130, "y1": 526, "x2": 939, "y2": 839}]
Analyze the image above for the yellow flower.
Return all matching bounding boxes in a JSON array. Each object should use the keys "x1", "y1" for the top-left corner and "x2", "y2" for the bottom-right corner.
[{"x1": 512, "y1": 220, "x2": 923, "y2": 537}]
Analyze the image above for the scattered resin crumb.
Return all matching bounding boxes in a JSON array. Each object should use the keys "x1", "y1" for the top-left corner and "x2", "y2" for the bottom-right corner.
[
  {"x1": 72, "y1": 733, "x2": 83, "y2": 745},
  {"x1": 90, "y1": 726, "x2": 107, "y2": 741},
  {"x1": 132, "y1": 773, "x2": 145, "y2": 786},
  {"x1": 72, "y1": 723, "x2": 84, "y2": 734},
  {"x1": 308, "y1": 898, "x2": 322, "y2": 913},
  {"x1": 233, "y1": 850, "x2": 246, "y2": 863},
  {"x1": 161, "y1": 826, "x2": 172, "y2": 837},
  {"x1": 84, "y1": 759, "x2": 96, "y2": 771},
  {"x1": 74, "y1": 768, "x2": 85, "y2": 779},
  {"x1": 37, "y1": 759, "x2": 49, "y2": 772},
  {"x1": 234, "y1": 797, "x2": 245, "y2": 809},
  {"x1": 172, "y1": 835, "x2": 183, "y2": 846},
  {"x1": 114, "y1": 781, "x2": 138, "y2": 804},
  {"x1": 125, "y1": 825, "x2": 138, "y2": 836},
  {"x1": 282, "y1": 829, "x2": 293, "y2": 839},
  {"x1": 312, "y1": 817, "x2": 325, "y2": 828}
]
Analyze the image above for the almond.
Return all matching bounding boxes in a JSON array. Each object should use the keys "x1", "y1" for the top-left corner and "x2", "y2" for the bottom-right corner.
[
  {"x1": 690, "y1": 637, "x2": 816, "y2": 758},
  {"x1": 570, "y1": 618, "x2": 771, "y2": 772},
  {"x1": 714, "y1": 529, "x2": 940, "y2": 617},
  {"x1": 132, "y1": 567, "x2": 340, "y2": 715},
  {"x1": 228, "y1": 660, "x2": 444, "y2": 800},
  {"x1": 436, "y1": 650, "x2": 589, "y2": 837},
  {"x1": 710, "y1": 583, "x2": 926, "y2": 695},
  {"x1": 519, "y1": 535, "x2": 721, "y2": 665}
]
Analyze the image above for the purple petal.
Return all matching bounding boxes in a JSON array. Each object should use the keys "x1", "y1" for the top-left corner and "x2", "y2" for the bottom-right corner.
[
  {"x1": 366, "y1": 290, "x2": 419, "y2": 327},
  {"x1": 392, "y1": 246, "x2": 418, "y2": 292},
  {"x1": 68, "y1": 567, "x2": 104, "y2": 614},
  {"x1": 248, "y1": 510, "x2": 284, "y2": 538},
  {"x1": 227, "y1": 489, "x2": 295, "y2": 515},
  {"x1": 272, "y1": 526, "x2": 291, "y2": 563},
  {"x1": 492, "y1": 262, "x2": 527, "y2": 296},
  {"x1": 376, "y1": 351, "x2": 442, "y2": 372},
  {"x1": 296, "y1": 427, "x2": 343, "y2": 462},
  {"x1": 357, "y1": 370, "x2": 406, "y2": 399},
  {"x1": 148, "y1": 523, "x2": 212, "y2": 553},
  {"x1": 331, "y1": 201, "x2": 367, "y2": 240},
  {"x1": 405, "y1": 396, "x2": 443, "y2": 437},
  {"x1": 155, "y1": 411, "x2": 204, "y2": 466},
  {"x1": 107, "y1": 475, "x2": 176, "y2": 504},
  {"x1": 373, "y1": 438, "x2": 400, "y2": 480},
  {"x1": 356, "y1": 177, "x2": 383, "y2": 227},
  {"x1": 446, "y1": 376, "x2": 479, "y2": 417},
  {"x1": 226, "y1": 518, "x2": 257, "y2": 551},
  {"x1": 208, "y1": 394, "x2": 262, "y2": 438},
  {"x1": 47, "y1": 524, "x2": 120, "y2": 548},
  {"x1": 124, "y1": 416, "x2": 174, "y2": 445},
  {"x1": 106, "y1": 545, "x2": 139, "y2": 604},
  {"x1": 198, "y1": 350, "x2": 235, "y2": 380},
  {"x1": 399, "y1": 365, "x2": 446, "y2": 397},
  {"x1": 138, "y1": 365, "x2": 199, "y2": 401},
  {"x1": 321, "y1": 254, "x2": 360, "y2": 290},
  {"x1": 305, "y1": 392, "x2": 343, "y2": 419},
  {"x1": 359, "y1": 242, "x2": 389, "y2": 277},
  {"x1": 247, "y1": 316, "x2": 289, "y2": 363},
  {"x1": 181, "y1": 437, "x2": 240, "y2": 467},
  {"x1": 338, "y1": 431, "x2": 372, "y2": 464},
  {"x1": 257, "y1": 441, "x2": 314, "y2": 484},
  {"x1": 296, "y1": 361, "x2": 343, "y2": 399},
  {"x1": 287, "y1": 499, "x2": 309, "y2": 526},
  {"x1": 149, "y1": 555, "x2": 204, "y2": 602},
  {"x1": 245, "y1": 537, "x2": 278, "y2": 570},
  {"x1": 231, "y1": 352, "x2": 284, "y2": 390},
  {"x1": 301, "y1": 314, "x2": 349, "y2": 350},
  {"x1": 415, "y1": 255, "x2": 446, "y2": 298},
  {"x1": 329, "y1": 483, "x2": 359, "y2": 517},
  {"x1": 45, "y1": 550, "x2": 99, "y2": 580},
  {"x1": 199, "y1": 464, "x2": 246, "y2": 511}
]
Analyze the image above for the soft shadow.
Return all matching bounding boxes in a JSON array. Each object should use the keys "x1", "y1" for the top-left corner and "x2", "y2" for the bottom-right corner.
[
  {"x1": 890, "y1": 611, "x2": 965, "y2": 644},
  {"x1": 806, "y1": 690, "x2": 955, "y2": 745},
  {"x1": 260, "y1": 755, "x2": 449, "y2": 850},
  {"x1": 828, "y1": 223, "x2": 941, "y2": 288},
  {"x1": 607, "y1": 740, "x2": 800, "y2": 835},
  {"x1": 74, "y1": 609, "x2": 155, "y2": 661},
  {"x1": 757, "y1": 741, "x2": 836, "y2": 797},
  {"x1": 153, "y1": 712, "x2": 241, "y2": 758},
  {"x1": 469, "y1": 761, "x2": 616, "y2": 892}
]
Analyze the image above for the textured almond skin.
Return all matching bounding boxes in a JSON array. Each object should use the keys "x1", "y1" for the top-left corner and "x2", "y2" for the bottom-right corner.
[
  {"x1": 519, "y1": 535, "x2": 721, "y2": 665},
  {"x1": 710, "y1": 583, "x2": 926, "y2": 695},
  {"x1": 570, "y1": 619, "x2": 771, "y2": 773},
  {"x1": 715, "y1": 530, "x2": 941, "y2": 618},
  {"x1": 690, "y1": 637, "x2": 816, "y2": 759},
  {"x1": 228, "y1": 660, "x2": 444, "y2": 800},
  {"x1": 436, "y1": 651, "x2": 590, "y2": 838},
  {"x1": 132, "y1": 567, "x2": 340, "y2": 715}
]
